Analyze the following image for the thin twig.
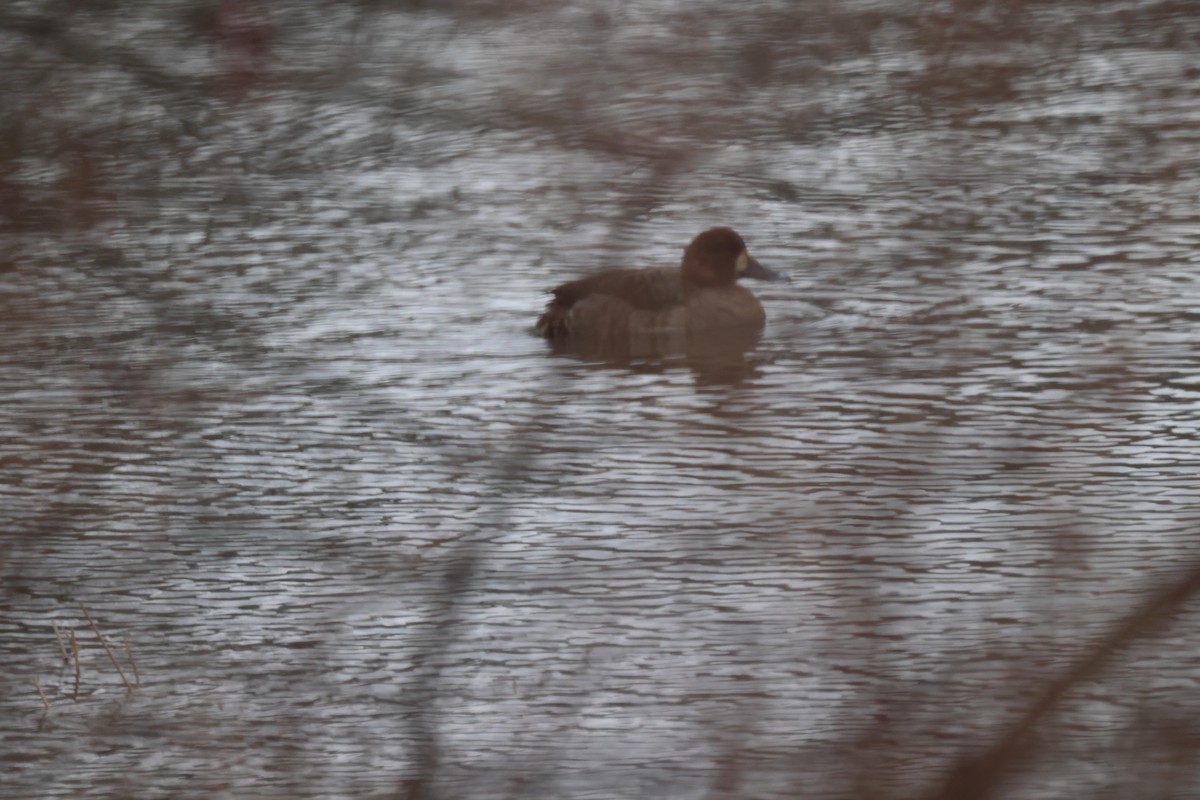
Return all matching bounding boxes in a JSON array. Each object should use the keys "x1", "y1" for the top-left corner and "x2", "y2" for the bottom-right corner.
[
  {"x1": 34, "y1": 677, "x2": 50, "y2": 711},
  {"x1": 78, "y1": 602, "x2": 133, "y2": 691},
  {"x1": 929, "y1": 562, "x2": 1200, "y2": 800},
  {"x1": 122, "y1": 636, "x2": 141, "y2": 687}
]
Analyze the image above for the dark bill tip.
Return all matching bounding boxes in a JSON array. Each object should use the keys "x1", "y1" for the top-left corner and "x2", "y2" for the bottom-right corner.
[{"x1": 743, "y1": 256, "x2": 789, "y2": 283}]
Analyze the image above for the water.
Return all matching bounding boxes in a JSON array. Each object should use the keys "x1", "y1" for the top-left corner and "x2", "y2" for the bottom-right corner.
[{"x1": 2, "y1": 1, "x2": 1200, "y2": 798}]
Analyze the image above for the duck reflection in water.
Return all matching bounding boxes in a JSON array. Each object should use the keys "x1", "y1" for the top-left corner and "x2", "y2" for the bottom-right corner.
[{"x1": 537, "y1": 227, "x2": 786, "y2": 381}]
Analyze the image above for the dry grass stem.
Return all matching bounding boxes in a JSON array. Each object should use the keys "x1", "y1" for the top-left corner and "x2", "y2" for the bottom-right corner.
[
  {"x1": 78, "y1": 602, "x2": 133, "y2": 691},
  {"x1": 122, "y1": 636, "x2": 141, "y2": 687},
  {"x1": 70, "y1": 629, "x2": 80, "y2": 700},
  {"x1": 51, "y1": 623, "x2": 70, "y2": 664},
  {"x1": 34, "y1": 677, "x2": 50, "y2": 711}
]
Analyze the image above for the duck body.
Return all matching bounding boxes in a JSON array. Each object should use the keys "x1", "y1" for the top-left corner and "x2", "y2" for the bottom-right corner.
[{"x1": 537, "y1": 227, "x2": 783, "y2": 357}]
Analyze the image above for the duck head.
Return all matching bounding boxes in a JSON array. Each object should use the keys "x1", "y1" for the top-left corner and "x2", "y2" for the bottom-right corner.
[{"x1": 681, "y1": 227, "x2": 786, "y2": 288}]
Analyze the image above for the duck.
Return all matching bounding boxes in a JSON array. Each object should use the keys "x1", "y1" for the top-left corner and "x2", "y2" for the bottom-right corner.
[{"x1": 536, "y1": 227, "x2": 784, "y2": 356}]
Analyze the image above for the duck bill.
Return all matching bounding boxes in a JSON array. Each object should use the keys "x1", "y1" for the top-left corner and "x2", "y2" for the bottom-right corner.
[{"x1": 742, "y1": 254, "x2": 788, "y2": 282}]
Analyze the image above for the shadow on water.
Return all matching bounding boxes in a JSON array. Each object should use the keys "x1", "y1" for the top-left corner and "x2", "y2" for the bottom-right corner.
[{"x1": 2, "y1": 1, "x2": 1200, "y2": 799}]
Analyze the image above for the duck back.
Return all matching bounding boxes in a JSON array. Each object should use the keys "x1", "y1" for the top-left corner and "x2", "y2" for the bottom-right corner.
[{"x1": 537, "y1": 267, "x2": 683, "y2": 340}]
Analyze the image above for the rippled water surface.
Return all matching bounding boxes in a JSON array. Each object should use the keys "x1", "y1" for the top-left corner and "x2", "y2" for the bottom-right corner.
[{"x1": 3, "y1": 1, "x2": 1200, "y2": 798}]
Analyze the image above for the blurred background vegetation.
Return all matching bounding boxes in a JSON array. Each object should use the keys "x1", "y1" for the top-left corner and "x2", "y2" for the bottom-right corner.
[{"x1": 3, "y1": 1, "x2": 1200, "y2": 799}]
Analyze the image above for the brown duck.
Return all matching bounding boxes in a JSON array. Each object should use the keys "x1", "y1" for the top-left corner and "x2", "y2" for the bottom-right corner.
[{"x1": 537, "y1": 227, "x2": 784, "y2": 356}]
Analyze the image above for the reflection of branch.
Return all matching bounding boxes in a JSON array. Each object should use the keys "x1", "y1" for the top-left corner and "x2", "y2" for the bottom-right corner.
[
  {"x1": 400, "y1": 443, "x2": 543, "y2": 797},
  {"x1": 0, "y1": 12, "x2": 207, "y2": 96},
  {"x1": 402, "y1": 547, "x2": 479, "y2": 800},
  {"x1": 929, "y1": 562, "x2": 1200, "y2": 800}
]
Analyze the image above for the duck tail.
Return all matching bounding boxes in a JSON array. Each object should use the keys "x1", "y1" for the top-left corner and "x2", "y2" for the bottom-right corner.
[{"x1": 536, "y1": 299, "x2": 570, "y2": 339}]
